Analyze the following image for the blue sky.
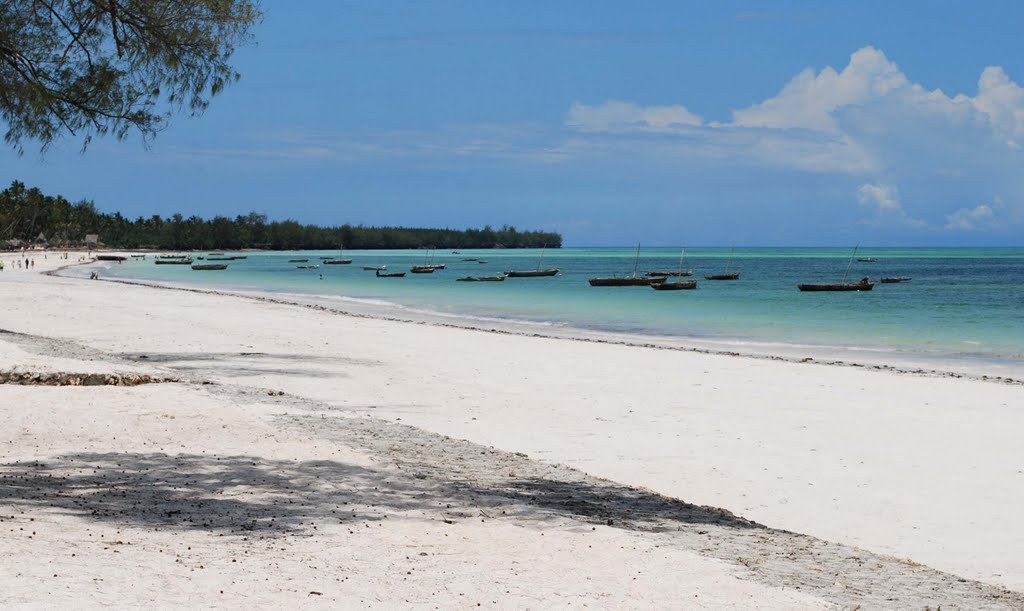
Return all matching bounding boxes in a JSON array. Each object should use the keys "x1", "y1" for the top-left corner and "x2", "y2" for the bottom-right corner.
[{"x1": 4, "y1": 0, "x2": 1024, "y2": 246}]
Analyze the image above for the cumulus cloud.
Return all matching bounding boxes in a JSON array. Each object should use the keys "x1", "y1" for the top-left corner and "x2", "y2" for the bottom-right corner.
[
  {"x1": 563, "y1": 46, "x2": 1024, "y2": 235},
  {"x1": 945, "y1": 204, "x2": 998, "y2": 231},
  {"x1": 858, "y1": 182, "x2": 901, "y2": 211},
  {"x1": 567, "y1": 101, "x2": 703, "y2": 133},
  {"x1": 857, "y1": 182, "x2": 927, "y2": 228}
]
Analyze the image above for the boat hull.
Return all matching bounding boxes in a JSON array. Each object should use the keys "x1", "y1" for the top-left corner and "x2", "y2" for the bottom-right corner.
[
  {"x1": 704, "y1": 273, "x2": 740, "y2": 280},
  {"x1": 880, "y1": 277, "x2": 911, "y2": 283},
  {"x1": 644, "y1": 270, "x2": 692, "y2": 277},
  {"x1": 505, "y1": 269, "x2": 560, "y2": 277},
  {"x1": 589, "y1": 277, "x2": 665, "y2": 287},
  {"x1": 651, "y1": 280, "x2": 697, "y2": 290},
  {"x1": 323, "y1": 259, "x2": 353, "y2": 265},
  {"x1": 797, "y1": 282, "x2": 875, "y2": 291},
  {"x1": 191, "y1": 264, "x2": 228, "y2": 270},
  {"x1": 457, "y1": 275, "x2": 506, "y2": 282}
]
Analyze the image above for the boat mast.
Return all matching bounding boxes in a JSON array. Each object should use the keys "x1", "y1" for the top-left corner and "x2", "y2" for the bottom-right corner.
[
  {"x1": 677, "y1": 245, "x2": 685, "y2": 275},
  {"x1": 725, "y1": 245, "x2": 734, "y2": 274},
  {"x1": 841, "y1": 244, "x2": 858, "y2": 284},
  {"x1": 632, "y1": 242, "x2": 641, "y2": 278},
  {"x1": 537, "y1": 244, "x2": 546, "y2": 271}
]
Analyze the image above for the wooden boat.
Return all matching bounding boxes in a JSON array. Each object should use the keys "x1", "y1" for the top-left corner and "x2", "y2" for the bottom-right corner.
[
  {"x1": 880, "y1": 276, "x2": 912, "y2": 283},
  {"x1": 323, "y1": 258, "x2": 353, "y2": 264},
  {"x1": 857, "y1": 257, "x2": 878, "y2": 262},
  {"x1": 96, "y1": 255, "x2": 127, "y2": 262},
  {"x1": 704, "y1": 246, "x2": 740, "y2": 280},
  {"x1": 288, "y1": 258, "x2": 309, "y2": 263},
  {"x1": 409, "y1": 265, "x2": 435, "y2": 273},
  {"x1": 798, "y1": 278, "x2": 875, "y2": 291},
  {"x1": 645, "y1": 270, "x2": 692, "y2": 277},
  {"x1": 154, "y1": 258, "x2": 193, "y2": 265},
  {"x1": 376, "y1": 270, "x2": 406, "y2": 277},
  {"x1": 296, "y1": 264, "x2": 320, "y2": 270},
  {"x1": 461, "y1": 258, "x2": 480, "y2": 262},
  {"x1": 506, "y1": 268, "x2": 558, "y2": 277},
  {"x1": 589, "y1": 243, "x2": 664, "y2": 286},
  {"x1": 207, "y1": 256, "x2": 246, "y2": 261},
  {"x1": 456, "y1": 274, "x2": 506, "y2": 282},
  {"x1": 362, "y1": 265, "x2": 386, "y2": 271},
  {"x1": 590, "y1": 276, "x2": 665, "y2": 286},
  {"x1": 705, "y1": 272, "x2": 740, "y2": 280},
  {"x1": 506, "y1": 245, "x2": 558, "y2": 277},
  {"x1": 191, "y1": 263, "x2": 228, "y2": 271},
  {"x1": 798, "y1": 246, "x2": 875, "y2": 291},
  {"x1": 651, "y1": 279, "x2": 697, "y2": 290},
  {"x1": 157, "y1": 254, "x2": 188, "y2": 259}
]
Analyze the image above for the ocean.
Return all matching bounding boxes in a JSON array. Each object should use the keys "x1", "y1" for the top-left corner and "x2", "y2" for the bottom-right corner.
[{"x1": 79, "y1": 247, "x2": 1024, "y2": 375}]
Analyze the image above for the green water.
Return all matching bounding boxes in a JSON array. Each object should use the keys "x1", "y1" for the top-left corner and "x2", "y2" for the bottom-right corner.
[{"x1": 86, "y1": 247, "x2": 1024, "y2": 368}]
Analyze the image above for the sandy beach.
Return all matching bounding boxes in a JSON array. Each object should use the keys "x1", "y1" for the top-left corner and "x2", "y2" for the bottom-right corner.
[{"x1": 2, "y1": 252, "x2": 1023, "y2": 608}]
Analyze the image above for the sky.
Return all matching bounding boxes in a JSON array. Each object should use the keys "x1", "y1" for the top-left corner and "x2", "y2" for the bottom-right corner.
[{"x1": 4, "y1": 0, "x2": 1024, "y2": 246}]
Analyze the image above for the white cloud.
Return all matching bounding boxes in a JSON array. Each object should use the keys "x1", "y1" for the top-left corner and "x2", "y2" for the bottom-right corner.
[
  {"x1": 567, "y1": 100, "x2": 702, "y2": 133},
  {"x1": 561, "y1": 46, "x2": 1024, "y2": 234},
  {"x1": 945, "y1": 204, "x2": 997, "y2": 231},
  {"x1": 858, "y1": 183, "x2": 901, "y2": 211},
  {"x1": 857, "y1": 182, "x2": 928, "y2": 229}
]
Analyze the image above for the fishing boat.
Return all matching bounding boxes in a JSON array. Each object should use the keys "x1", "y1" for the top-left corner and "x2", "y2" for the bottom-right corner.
[
  {"x1": 798, "y1": 246, "x2": 876, "y2": 291},
  {"x1": 207, "y1": 256, "x2": 246, "y2": 261},
  {"x1": 410, "y1": 248, "x2": 445, "y2": 272},
  {"x1": 323, "y1": 259, "x2": 353, "y2": 264},
  {"x1": 409, "y1": 266, "x2": 435, "y2": 273},
  {"x1": 461, "y1": 258, "x2": 480, "y2": 262},
  {"x1": 157, "y1": 254, "x2": 188, "y2": 259},
  {"x1": 857, "y1": 257, "x2": 878, "y2": 262},
  {"x1": 96, "y1": 255, "x2": 127, "y2": 262},
  {"x1": 505, "y1": 245, "x2": 559, "y2": 277},
  {"x1": 646, "y1": 245, "x2": 694, "y2": 278},
  {"x1": 880, "y1": 276, "x2": 912, "y2": 283},
  {"x1": 704, "y1": 246, "x2": 740, "y2": 280},
  {"x1": 362, "y1": 265, "x2": 387, "y2": 271},
  {"x1": 191, "y1": 263, "x2": 228, "y2": 271},
  {"x1": 456, "y1": 274, "x2": 506, "y2": 282},
  {"x1": 288, "y1": 258, "x2": 309, "y2": 263},
  {"x1": 296, "y1": 264, "x2": 320, "y2": 270},
  {"x1": 376, "y1": 270, "x2": 406, "y2": 278},
  {"x1": 154, "y1": 257, "x2": 193, "y2": 265},
  {"x1": 651, "y1": 279, "x2": 697, "y2": 290},
  {"x1": 589, "y1": 243, "x2": 664, "y2": 286},
  {"x1": 798, "y1": 278, "x2": 875, "y2": 291}
]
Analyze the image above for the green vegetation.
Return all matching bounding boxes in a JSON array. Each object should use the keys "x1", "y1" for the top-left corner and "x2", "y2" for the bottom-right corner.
[
  {"x1": 0, "y1": 181, "x2": 561, "y2": 250},
  {"x1": 1, "y1": 0, "x2": 261, "y2": 151}
]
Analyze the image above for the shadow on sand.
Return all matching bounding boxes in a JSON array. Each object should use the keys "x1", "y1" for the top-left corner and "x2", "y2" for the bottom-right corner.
[{"x1": 0, "y1": 449, "x2": 759, "y2": 537}]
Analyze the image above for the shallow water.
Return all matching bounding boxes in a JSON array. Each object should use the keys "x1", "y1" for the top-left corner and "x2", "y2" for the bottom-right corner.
[{"x1": 83, "y1": 247, "x2": 1024, "y2": 370}]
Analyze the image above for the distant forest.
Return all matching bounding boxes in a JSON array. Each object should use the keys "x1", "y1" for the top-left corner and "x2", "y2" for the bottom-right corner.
[{"x1": 0, "y1": 181, "x2": 561, "y2": 250}]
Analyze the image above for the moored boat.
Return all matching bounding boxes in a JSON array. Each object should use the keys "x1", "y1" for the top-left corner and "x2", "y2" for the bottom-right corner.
[
  {"x1": 798, "y1": 278, "x2": 875, "y2": 291},
  {"x1": 409, "y1": 265, "x2": 435, "y2": 273},
  {"x1": 506, "y1": 268, "x2": 559, "y2": 277},
  {"x1": 376, "y1": 270, "x2": 406, "y2": 277},
  {"x1": 296, "y1": 264, "x2": 320, "y2": 270},
  {"x1": 880, "y1": 276, "x2": 912, "y2": 283},
  {"x1": 191, "y1": 263, "x2": 228, "y2": 270},
  {"x1": 589, "y1": 243, "x2": 663, "y2": 286},
  {"x1": 651, "y1": 279, "x2": 697, "y2": 290},
  {"x1": 96, "y1": 255, "x2": 127, "y2": 262},
  {"x1": 154, "y1": 257, "x2": 193, "y2": 265},
  {"x1": 456, "y1": 274, "x2": 506, "y2": 282},
  {"x1": 704, "y1": 272, "x2": 740, "y2": 280},
  {"x1": 362, "y1": 265, "x2": 387, "y2": 271},
  {"x1": 288, "y1": 258, "x2": 309, "y2": 263},
  {"x1": 590, "y1": 276, "x2": 665, "y2": 286}
]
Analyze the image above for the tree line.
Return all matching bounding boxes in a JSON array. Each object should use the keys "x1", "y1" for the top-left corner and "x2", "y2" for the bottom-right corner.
[{"x1": 0, "y1": 181, "x2": 562, "y2": 250}]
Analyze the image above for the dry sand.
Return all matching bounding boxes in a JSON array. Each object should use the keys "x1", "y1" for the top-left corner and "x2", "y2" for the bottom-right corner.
[{"x1": 1, "y1": 252, "x2": 1023, "y2": 608}]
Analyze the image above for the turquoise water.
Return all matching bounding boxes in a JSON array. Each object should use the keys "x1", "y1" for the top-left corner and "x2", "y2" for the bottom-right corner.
[{"x1": 87, "y1": 247, "x2": 1024, "y2": 366}]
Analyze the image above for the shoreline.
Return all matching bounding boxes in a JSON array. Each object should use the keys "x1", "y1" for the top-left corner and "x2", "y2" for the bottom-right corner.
[
  {"x1": 6, "y1": 251, "x2": 1024, "y2": 603},
  {"x1": 61, "y1": 261, "x2": 1024, "y2": 387}
]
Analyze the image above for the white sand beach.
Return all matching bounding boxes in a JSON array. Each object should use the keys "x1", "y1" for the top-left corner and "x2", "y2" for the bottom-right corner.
[{"x1": 2, "y1": 252, "x2": 1023, "y2": 608}]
